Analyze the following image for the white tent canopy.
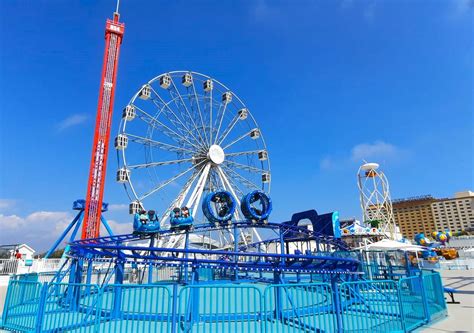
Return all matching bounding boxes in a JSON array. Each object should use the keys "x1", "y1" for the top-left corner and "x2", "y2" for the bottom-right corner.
[{"x1": 355, "y1": 239, "x2": 427, "y2": 252}]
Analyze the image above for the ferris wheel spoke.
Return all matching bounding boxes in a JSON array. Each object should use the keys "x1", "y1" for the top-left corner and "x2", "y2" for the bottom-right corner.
[
  {"x1": 127, "y1": 157, "x2": 194, "y2": 169},
  {"x1": 217, "y1": 167, "x2": 245, "y2": 198},
  {"x1": 217, "y1": 114, "x2": 239, "y2": 146},
  {"x1": 213, "y1": 101, "x2": 229, "y2": 145},
  {"x1": 149, "y1": 86, "x2": 204, "y2": 147},
  {"x1": 168, "y1": 77, "x2": 207, "y2": 147},
  {"x1": 139, "y1": 159, "x2": 206, "y2": 201},
  {"x1": 223, "y1": 160, "x2": 267, "y2": 174},
  {"x1": 221, "y1": 164, "x2": 261, "y2": 191},
  {"x1": 160, "y1": 166, "x2": 204, "y2": 223},
  {"x1": 209, "y1": 86, "x2": 213, "y2": 145},
  {"x1": 221, "y1": 130, "x2": 252, "y2": 151},
  {"x1": 225, "y1": 150, "x2": 261, "y2": 157},
  {"x1": 126, "y1": 133, "x2": 195, "y2": 155},
  {"x1": 134, "y1": 104, "x2": 202, "y2": 151},
  {"x1": 190, "y1": 78, "x2": 209, "y2": 145}
]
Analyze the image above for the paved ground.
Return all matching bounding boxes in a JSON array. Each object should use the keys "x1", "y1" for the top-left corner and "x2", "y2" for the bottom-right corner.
[{"x1": 420, "y1": 270, "x2": 474, "y2": 333}]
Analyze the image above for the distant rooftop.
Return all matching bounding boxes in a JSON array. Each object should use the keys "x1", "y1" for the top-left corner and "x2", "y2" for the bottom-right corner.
[
  {"x1": 392, "y1": 195, "x2": 435, "y2": 204},
  {"x1": 392, "y1": 191, "x2": 474, "y2": 204}
]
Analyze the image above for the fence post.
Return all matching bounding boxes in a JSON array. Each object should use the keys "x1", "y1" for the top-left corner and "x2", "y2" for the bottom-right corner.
[
  {"x1": 331, "y1": 278, "x2": 343, "y2": 333},
  {"x1": 397, "y1": 279, "x2": 407, "y2": 333},
  {"x1": 418, "y1": 273, "x2": 430, "y2": 323},
  {"x1": 34, "y1": 282, "x2": 48, "y2": 333},
  {"x1": 170, "y1": 284, "x2": 178, "y2": 333},
  {"x1": 112, "y1": 260, "x2": 124, "y2": 319}
]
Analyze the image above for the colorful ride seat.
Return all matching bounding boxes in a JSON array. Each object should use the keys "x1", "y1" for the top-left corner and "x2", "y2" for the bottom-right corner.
[
  {"x1": 170, "y1": 207, "x2": 194, "y2": 230},
  {"x1": 133, "y1": 210, "x2": 161, "y2": 234},
  {"x1": 240, "y1": 190, "x2": 272, "y2": 222},
  {"x1": 202, "y1": 191, "x2": 236, "y2": 225}
]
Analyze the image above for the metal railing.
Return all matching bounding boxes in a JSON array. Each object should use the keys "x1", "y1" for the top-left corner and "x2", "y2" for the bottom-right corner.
[
  {"x1": 339, "y1": 280, "x2": 403, "y2": 332},
  {"x1": 1, "y1": 272, "x2": 448, "y2": 333},
  {"x1": 0, "y1": 258, "x2": 64, "y2": 275}
]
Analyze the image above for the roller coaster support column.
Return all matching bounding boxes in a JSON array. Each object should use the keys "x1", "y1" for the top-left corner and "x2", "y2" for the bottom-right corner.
[
  {"x1": 279, "y1": 229, "x2": 286, "y2": 266},
  {"x1": 184, "y1": 232, "x2": 190, "y2": 283},
  {"x1": 85, "y1": 259, "x2": 94, "y2": 287},
  {"x1": 112, "y1": 255, "x2": 125, "y2": 319},
  {"x1": 331, "y1": 275, "x2": 343, "y2": 333},
  {"x1": 148, "y1": 236, "x2": 155, "y2": 283},
  {"x1": 233, "y1": 224, "x2": 239, "y2": 281},
  {"x1": 273, "y1": 272, "x2": 283, "y2": 320},
  {"x1": 67, "y1": 258, "x2": 83, "y2": 311},
  {"x1": 45, "y1": 202, "x2": 114, "y2": 258}
]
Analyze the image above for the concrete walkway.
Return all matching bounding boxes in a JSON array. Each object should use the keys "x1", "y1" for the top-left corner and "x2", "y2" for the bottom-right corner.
[{"x1": 420, "y1": 270, "x2": 474, "y2": 333}]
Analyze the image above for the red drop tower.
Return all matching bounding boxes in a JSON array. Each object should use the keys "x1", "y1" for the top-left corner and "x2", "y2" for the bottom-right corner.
[{"x1": 81, "y1": 10, "x2": 125, "y2": 239}]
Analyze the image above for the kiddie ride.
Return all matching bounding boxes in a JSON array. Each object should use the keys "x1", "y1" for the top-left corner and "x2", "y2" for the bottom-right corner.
[
  {"x1": 65, "y1": 190, "x2": 358, "y2": 287},
  {"x1": 414, "y1": 231, "x2": 459, "y2": 262}
]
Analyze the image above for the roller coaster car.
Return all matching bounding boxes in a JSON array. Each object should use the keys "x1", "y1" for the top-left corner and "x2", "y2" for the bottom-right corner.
[
  {"x1": 133, "y1": 210, "x2": 161, "y2": 234},
  {"x1": 169, "y1": 208, "x2": 194, "y2": 231},
  {"x1": 240, "y1": 190, "x2": 272, "y2": 222},
  {"x1": 202, "y1": 191, "x2": 236, "y2": 225}
]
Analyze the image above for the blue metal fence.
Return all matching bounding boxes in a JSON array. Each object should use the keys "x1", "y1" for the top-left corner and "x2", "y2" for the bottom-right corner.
[
  {"x1": 1, "y1": 280, "x2": 43, "y2": 332},
  {"x1": 399, "y1": 276, "x2": 426, "y2": 331},
  {"x1": 421, "y1": 272, "x2": 447, "y2": 321},
  {"x1": 1, "y1": 273, "x2": 448, "y2": 333},
  {"x1": 263, "y1": 283, "x2": 336, "y2": 332},
  {"x1": 178, "y1": 284, "x2": 263, "y2": 332},
  {"x1": 339, "y1": 280, "x2": 404, "y2": 332}
]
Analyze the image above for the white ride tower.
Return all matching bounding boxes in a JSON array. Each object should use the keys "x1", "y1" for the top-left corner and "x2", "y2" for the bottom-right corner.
[{"x1": 357, "y1": 162, "x2": 397, "y2": 239}]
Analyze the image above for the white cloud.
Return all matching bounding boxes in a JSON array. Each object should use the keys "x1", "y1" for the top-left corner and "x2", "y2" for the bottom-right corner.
[
  {"x1": 108, "y1": 204, "x2": 128, "y2": 212},
  {"x1": 351, "y1": 140, "x2": 400, "y2": 162},
  {"x1": 0, "y1": 210, "x2": 131, "y2": 252},
  {"x1": 320, "y1": 140, "x2": 405, "y2": 171},
  {"x1": 57, "y1": 114, "x2": 88, "y2": 132},
  {"x1": 319, "y1": 157, "x2": 334, "y2": 170},
  {"x1": 101, "y1": 219, "x2": 132, "y2": 236},
  {"x1": 0, "y1": 211, "x2": 72, "y2": 251},
  {"x1": 0, "y1": 199, "x2": 16, "y2": 211}
]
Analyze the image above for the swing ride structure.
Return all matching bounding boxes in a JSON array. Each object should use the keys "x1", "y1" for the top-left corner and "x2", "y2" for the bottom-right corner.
[{"x1": 1, "y1": 5, "x2": 448, "y2": 333}]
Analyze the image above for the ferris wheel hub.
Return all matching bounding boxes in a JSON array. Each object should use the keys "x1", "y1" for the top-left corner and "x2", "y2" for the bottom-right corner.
[{"x1": 208, "y1": 144, "x2": 225, "y2": 165}]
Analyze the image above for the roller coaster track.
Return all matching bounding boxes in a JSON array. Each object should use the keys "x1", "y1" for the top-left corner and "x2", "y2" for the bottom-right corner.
[{"x1": 68, "y1": 221, "x2": 359, "y2": 275}]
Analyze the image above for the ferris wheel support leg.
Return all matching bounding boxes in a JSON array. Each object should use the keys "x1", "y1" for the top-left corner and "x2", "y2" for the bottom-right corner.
[{"x1": 45, "y1": 210, "x2": 84, "y2": 259}]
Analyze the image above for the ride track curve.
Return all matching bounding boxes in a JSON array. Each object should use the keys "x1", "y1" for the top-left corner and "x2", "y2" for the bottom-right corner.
[{"x1": 67, "y1": 220, "x2": 360, "y2": 277}]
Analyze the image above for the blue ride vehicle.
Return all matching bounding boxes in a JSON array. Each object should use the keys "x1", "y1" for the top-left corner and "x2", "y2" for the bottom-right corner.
[
  {"x1": 241, "y1": 190, "x2": 272, "y2": 222},
  {"x1": 133, "y1": 210, "x2": 161, "y2": 234},
  {"x1": 202, "y1": 191, "x2": 236, "y2": 225},
  {"x1": 170, "y1": 207, "x2": 194, "y2": 230}
]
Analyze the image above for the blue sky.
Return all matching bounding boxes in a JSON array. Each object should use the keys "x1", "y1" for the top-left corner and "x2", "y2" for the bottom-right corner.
[{"x1": 0, "y1": 0, "x2": 472, "y2": 250}]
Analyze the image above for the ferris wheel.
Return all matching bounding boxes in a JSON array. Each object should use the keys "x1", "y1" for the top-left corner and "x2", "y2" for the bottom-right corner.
[{"x1": 115, "y1": 71, "x2": 271, "y2": 235}]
